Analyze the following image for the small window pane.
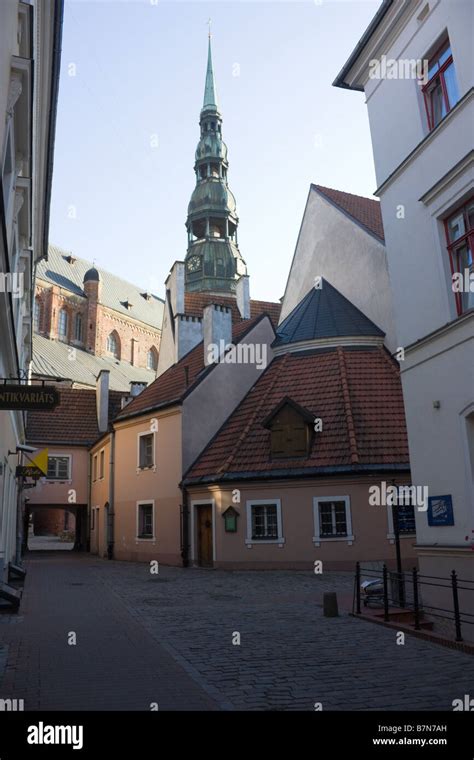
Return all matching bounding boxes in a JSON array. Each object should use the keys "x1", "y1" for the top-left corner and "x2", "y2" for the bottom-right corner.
[
  {"x1": 443, "y1": 62, "x2": 459, "y2": 109},
  {"x1": 467, "y1": 203, "x2": 474, "y2": 232},
  {"x1": 448, "y1": 212, "x2": 465, "y2": 243},
  {"x1": 438, "y1": 45, "x2": 452, "y2": 67},
  {"x1": 430, "y1": 80, "x2": 446, "y2": 127}
]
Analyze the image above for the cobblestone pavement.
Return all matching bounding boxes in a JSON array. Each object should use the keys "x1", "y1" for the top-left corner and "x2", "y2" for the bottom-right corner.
[
  {"x1": 0, "y1": 553, "x2": 217, "y2": 711},
  {"x1": 1, "y1": 552, "x2": 473, "y2": 711}
]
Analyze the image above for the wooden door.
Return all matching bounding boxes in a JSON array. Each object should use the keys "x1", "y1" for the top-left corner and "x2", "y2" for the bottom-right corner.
[{"x1": 197, "y1": 505, "x2": 213, "y2": 567}]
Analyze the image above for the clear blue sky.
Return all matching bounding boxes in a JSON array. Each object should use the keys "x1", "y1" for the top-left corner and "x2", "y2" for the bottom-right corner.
[{"x1": 49, "y1": 0, "x2": 380, "y2": 303}]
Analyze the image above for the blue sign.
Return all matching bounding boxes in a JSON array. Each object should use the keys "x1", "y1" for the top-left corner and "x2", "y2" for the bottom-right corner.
[{"x1": 428, "y1": 495, "x2": 454, "y2": 526}]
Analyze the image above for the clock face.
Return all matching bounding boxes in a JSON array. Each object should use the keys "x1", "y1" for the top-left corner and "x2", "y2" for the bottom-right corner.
[{"x1": 187, "y1": 255, "x2": 201, "y2": 272}]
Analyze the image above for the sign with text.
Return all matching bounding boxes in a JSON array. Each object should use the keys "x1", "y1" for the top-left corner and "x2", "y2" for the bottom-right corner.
[
  {"x1": 0, "y1": 385, "x2": 59, "y2": 410},
  {"x1": 427, "y1": 495, "x2": 454, "y2": 526}
]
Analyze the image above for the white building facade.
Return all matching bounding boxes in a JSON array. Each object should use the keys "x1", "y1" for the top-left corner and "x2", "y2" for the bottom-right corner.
[
  {"x1": 0, "y1": 0, "x2": 63, "y2": 581},
  {"x1": 334, "y1": 0, "x2": 473, "y2": 631}
]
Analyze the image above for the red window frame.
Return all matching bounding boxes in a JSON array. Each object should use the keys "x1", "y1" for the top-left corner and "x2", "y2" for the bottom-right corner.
[
  {"x1": 443, "y1": 197, "x2": 474, "y2": 316},
  {"x1": 422, "y1": 39, "x2": 457, "y2": 130}
]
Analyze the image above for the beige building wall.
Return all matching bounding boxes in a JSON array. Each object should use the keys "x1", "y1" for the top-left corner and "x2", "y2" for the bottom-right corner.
[
  {"x1": 188, "y1": 476, "x2": 417, "y2": 571},
  {"x1": 113, "y1": 408, "x2": 182, "y2": 565},
  {"x1": 28, "y1": 447, "x2": 89, "y2": 506},
  {"x1": 90, "y1": 436, "x2": 111, "y2": 557}
]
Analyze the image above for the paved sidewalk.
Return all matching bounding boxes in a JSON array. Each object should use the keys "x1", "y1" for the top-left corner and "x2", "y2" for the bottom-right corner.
[{"x1": 0, "y1": 552, "x2": 217, "y2": 711}]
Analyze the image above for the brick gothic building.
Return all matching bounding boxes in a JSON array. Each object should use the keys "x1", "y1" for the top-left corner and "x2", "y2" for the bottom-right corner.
[
  {"x1": 30, "y1": 244, "x2": 164, "y2": 537},
  {"x1": 34, "y1": 244, "x2": 164, "y2": 377}
]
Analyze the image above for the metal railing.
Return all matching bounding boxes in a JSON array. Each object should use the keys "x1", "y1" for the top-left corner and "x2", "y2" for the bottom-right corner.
[{"x1": 354, "y1": 562, "x2": 474, "y2": 642}]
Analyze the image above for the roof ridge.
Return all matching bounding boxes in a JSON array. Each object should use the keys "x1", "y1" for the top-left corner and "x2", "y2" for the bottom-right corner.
[
  {"x1": 336, "y1": 347, "x2": 359, "y2": 464},
  {"x1": 313, "y1": 184, "x2": 379, "y2": 204},
  {"x1": 216, "y1": 354, "x2": 290, "y2": 476}
]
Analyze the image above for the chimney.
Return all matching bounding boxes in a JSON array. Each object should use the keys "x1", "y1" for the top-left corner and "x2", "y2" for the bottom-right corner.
[
  {"x1": 203, "y1": 304, "x2": 232, "y2": 366},
  {"x1": 96, "y1": 370, "x2": 110, "y2": 433},
  {"x1": 236, "y1": 275, "x2": 250, "y2": 319},
  {"x1": 129, "y1": 381, "x2": 147, "y2": 397},
  {"x1": 165, "y1": 261, "x2": 185, "y2": 316}
]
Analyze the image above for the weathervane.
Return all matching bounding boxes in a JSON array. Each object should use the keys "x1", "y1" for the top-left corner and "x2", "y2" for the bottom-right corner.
[{"x1": 207, "y1": 18, "x2": 212, "y2": 39}]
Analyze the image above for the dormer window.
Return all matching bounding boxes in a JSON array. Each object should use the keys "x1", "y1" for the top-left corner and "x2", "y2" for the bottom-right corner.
[{"x1": 262, "y1": 398, "x2": 314, "y2": 459}]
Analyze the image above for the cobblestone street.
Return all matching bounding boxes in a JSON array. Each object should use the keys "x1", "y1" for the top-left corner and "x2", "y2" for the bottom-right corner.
[{"x1": 1, "y1": 552, "x2": 473, "y2": 711}]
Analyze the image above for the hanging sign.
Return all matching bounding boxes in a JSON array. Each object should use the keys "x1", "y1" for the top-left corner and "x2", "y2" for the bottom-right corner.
[{"x1": 0, "y1": 385, "x2": 59, "y2": 410}]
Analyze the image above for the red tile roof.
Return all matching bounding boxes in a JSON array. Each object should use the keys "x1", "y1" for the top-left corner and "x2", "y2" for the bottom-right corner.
[
  {"x1": 115, "y1": 313, "x2": 274, "y2": 421},
  {"x1": 185, "y1": 346, "x2": 409, "y2": 482},
  {"x1": 26, "y1": 388, "x2": 124, "y2": 446},
  {"x1": 183, "y1": 293, "x2": 281, "y2": 327},
  {"x1": 312, "y1": 185, "x2": 385, "y2": 242}
]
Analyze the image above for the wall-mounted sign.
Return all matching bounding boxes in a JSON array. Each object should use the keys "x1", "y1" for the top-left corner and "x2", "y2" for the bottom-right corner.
[
  {"x1": 222, "y1": 506, "x2": 239, "y2": 533},
  {"x1": 428, "y1": 495, "x2": 454, "y2": 526},
  {"x1": 0, "y1": 385, "x2": 59, "y2": 410},
  {"x1": 16, "y1": 449, "x2": 48, "y2": 480}
]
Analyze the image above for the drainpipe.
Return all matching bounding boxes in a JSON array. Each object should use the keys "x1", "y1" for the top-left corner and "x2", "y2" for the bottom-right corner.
[
  {"x1": 107, "y1": 429, "x2": 115, "y2": 560},
  {"x1": 180, "y1": 483, "x2": 189, "y2": 568}
]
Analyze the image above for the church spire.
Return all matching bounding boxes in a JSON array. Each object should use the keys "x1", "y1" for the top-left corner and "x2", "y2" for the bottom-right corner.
[
  {"x1": 184, "y1": 31, "x2": 248, "y2": 295},
  {"x1": 203, "y1": 30, "x2": 218, "y2": 113}
]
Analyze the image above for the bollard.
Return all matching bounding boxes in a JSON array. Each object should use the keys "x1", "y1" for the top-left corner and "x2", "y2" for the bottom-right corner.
[{"x1": 323, "y1": 592, "x2": 339, "y2": 617}]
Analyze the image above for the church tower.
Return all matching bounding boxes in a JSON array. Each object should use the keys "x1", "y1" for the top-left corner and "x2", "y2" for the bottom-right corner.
[{"x1": 185, "y1": 33, "x2": 247, "y2": 294}]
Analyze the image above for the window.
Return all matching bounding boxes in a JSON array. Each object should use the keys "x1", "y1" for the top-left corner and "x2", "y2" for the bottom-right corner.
[
  {"x1": 320, "y1": 502, "x2": 347, "y2": 537},
  {"x1": 264, "y1": 400, "x2": 312, "y2": 459},
  {"x1": 138, "y1": 433, "x2": 154, "y2": 469},
  {"x1": 64, "y1": 511, "x2": 70, "y2": 530},
  {"x1": 99, "y1": 449, "x2": 105, "y2": 479},
  {"x1": 92, "y1": 454, "x2": 98, "y2": 481},
  {"x1": 47, "y1": 456, "x2": 71, "y2": 480},
  {"x1": 33, "y1": 298, "x2": 41, "y2": 332},
  {"x1": 58, "y1": 309, "x2": 68, "y2": 341},
  {"x1": 106, "y1": 331, "x2": 119, "y2": 358},
  {"x1": 137, "y1": 502, "x2": 154, "y2": 539},
  {"x1": 147, "y1": 347, "x2": 158, "y2": 371},
  {"x1": 423, "y1": 40, "x2": 460, "y2": 130},
  {"x1": 91, "y1": 508, "x2": 96, "y2": 531},
  {"x1": 445, "y1": 198, "x2": 474, "y2": 315},
  {"x1": 246, "y1": 499, "x2": 284, "y2": 544},
  {"x1": 313, "y1": 496, "x2": 353, "y2": 546},
  {"x1": 74, "y1": 313, "x2": 82, "y2": 342}
]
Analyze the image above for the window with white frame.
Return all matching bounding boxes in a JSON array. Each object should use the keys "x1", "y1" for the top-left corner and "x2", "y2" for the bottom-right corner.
[
  {"x1": 137, "y1": 502, "x2": 154, "y2": 539},
  {"x1": 246, "y1": 500, "x2": 284, "y2": 543},
  {"x1": 47, "y1": 456, "x2": 71, "y2": 481},
  {"x1": 313, "y1": 496, "x2": 353, "y2": 545},
  {"x1": 138, "y1": 433, "x2": 154, "y2": 469}
]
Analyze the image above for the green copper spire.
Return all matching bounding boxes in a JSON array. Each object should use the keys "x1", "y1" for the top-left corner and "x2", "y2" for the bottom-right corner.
[
  {"x1": 184, "y1": 31, "x2": 248, "y2": 295},
  {"x1": 202, "y1": 35, "x2": 218, "y2": 113}
]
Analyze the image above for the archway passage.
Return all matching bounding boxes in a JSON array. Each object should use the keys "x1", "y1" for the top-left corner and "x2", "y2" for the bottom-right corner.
[{"x1": 25, "y1": 504, "x2": 88, "y2": 553}]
